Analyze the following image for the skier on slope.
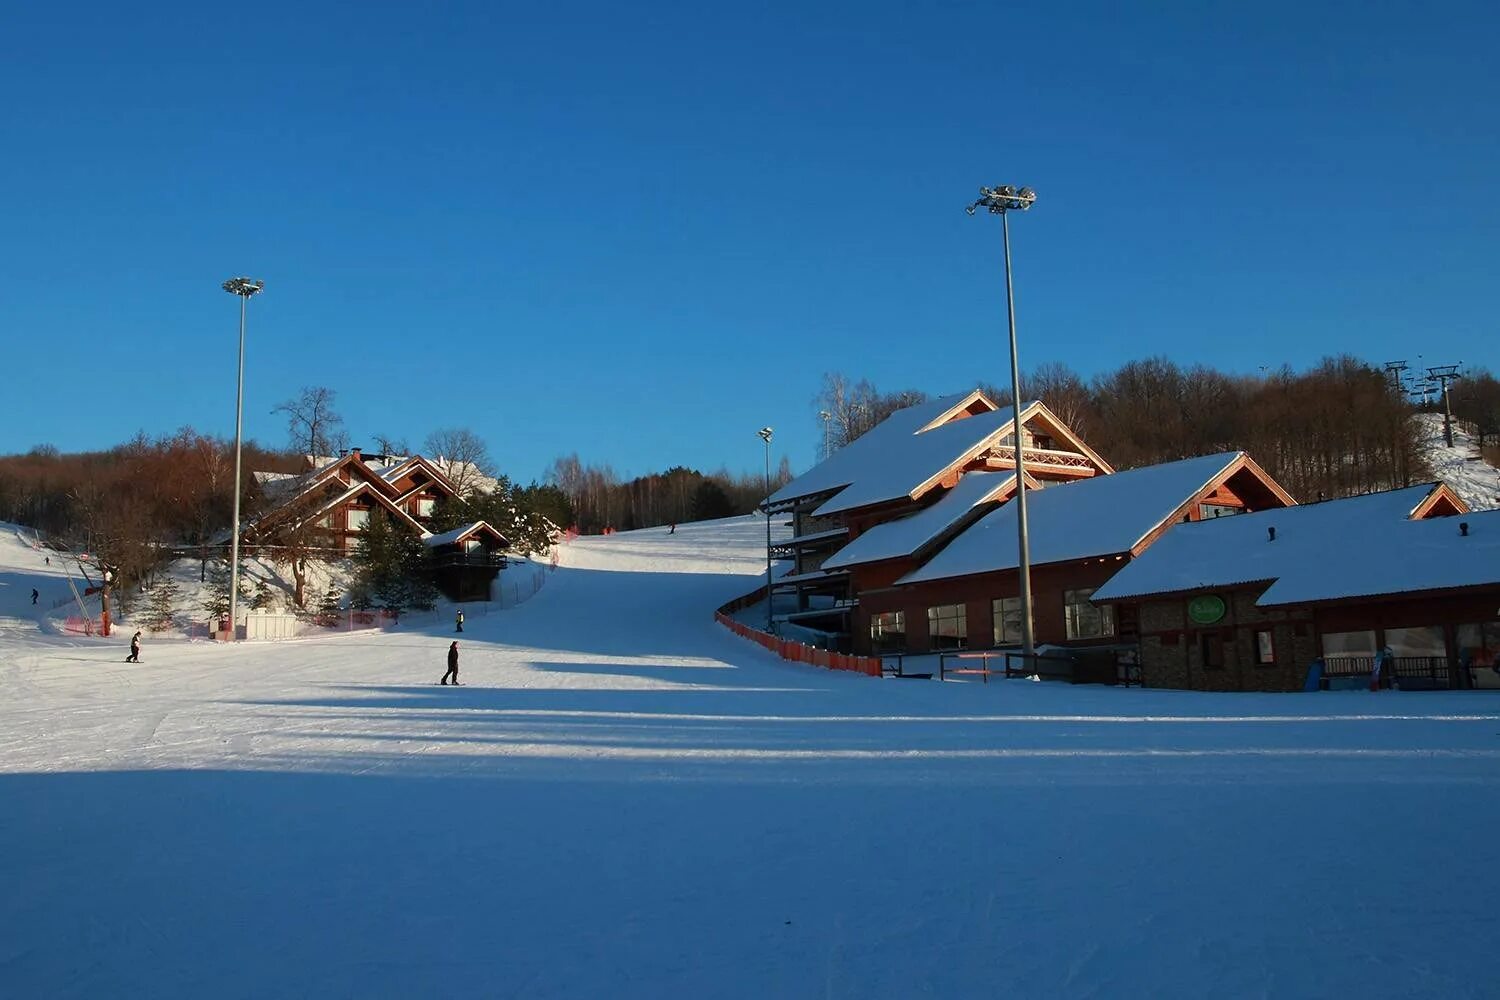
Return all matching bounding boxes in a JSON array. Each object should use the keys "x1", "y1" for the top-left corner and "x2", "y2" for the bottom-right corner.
[
  {"x1": 440, "y1": 641, "x2": 459, "y2": 685},
  {"x1": 455, "y1": 608, "x2": 464, "y2": 633},
  {"x1": 126, "y1": 631, "x2": 142, "y2": 663},
  {"x1": 31, "y1": 588, "x2": 39, "y2": 605}
]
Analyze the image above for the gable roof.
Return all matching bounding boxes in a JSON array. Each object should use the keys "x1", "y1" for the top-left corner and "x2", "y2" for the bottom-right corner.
[
  {"x1": 898, "y1": 452, "x2": 1259, "y2": 586},
  {"x1": 423, "y1": 521, "x2": 509, "y2": 548},
  {"x1": 1092, "y1": 483, "x2": 1489, "y2": 605},
  {"x1": 823, "y1": 470, "x2": 1027, "y2": 570},
  {"x1": 766, "y1": 390, "x2": 1003, "y2": 509}
]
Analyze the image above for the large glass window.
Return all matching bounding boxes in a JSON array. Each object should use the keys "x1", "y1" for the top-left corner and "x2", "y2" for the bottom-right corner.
[
  {"x1": 1199, "y1": 502, "x2": 1240, "y2": 519},
  {"x1": 870, "y1": 611, "x2": 906, "y2": 654},
  {"x1": 927, "y1": 604, "x2": 967, "y2": 651},
  {"x1": 417, "y1": 496, "x2": 436, "y2": 518},
  {"x1": 346, "y1": 508, "x2": 370, "y2": 532},
  {"x1": 1064, "y1": 588, "x2": 1115, "y2": 640},
  {"x1": 1321, "y1": 630, "x2": 1376, "y2": 659},
  {"x1": 1458, "y1": 621, "x2": 1500, "y2": 688},
  {"x1": 992, "y1": 597, "x2": 1023, "y2": 645},
  {"x1": 1384, "y1": 625, "x2": 1446, "y2": 658}
]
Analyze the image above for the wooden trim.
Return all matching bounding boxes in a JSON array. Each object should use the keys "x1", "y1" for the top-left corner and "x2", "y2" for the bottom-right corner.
[
  {"x1": 1021, "y1": 401, "x2": 1115, "y2": 475},
  {"x1": 1409, "y1": 482, "x2": 1470, "y2": 519}
]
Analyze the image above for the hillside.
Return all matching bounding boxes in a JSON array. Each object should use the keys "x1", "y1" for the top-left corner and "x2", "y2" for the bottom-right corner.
[{"x1": 1415, "y1": 412, "x2": 1500, "y2": 511}]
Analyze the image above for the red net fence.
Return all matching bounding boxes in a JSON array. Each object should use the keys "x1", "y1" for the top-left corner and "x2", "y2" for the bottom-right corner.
[{"x1": 714, "y1": 587, "x2": 880, "y2": 678}]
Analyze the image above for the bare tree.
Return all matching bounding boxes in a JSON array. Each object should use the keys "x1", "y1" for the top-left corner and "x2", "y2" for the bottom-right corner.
[
  {"x1": 424, "y1": 427, "x2": 494, "y2": 498},
  {"x1": 273, "y1": 386, "x2": 346, "y2": 462},
  {"x1": 372, "y1": 433, "x2": 409, "y2": 460}
]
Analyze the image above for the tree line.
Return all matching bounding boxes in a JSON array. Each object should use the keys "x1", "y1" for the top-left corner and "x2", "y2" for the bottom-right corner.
[
  {"x1": 546, "y1": 455, "x2": 794, "y2": 534},
  {"x1": 815, "y1": 357, "x2": 1500, "y2": 503}
]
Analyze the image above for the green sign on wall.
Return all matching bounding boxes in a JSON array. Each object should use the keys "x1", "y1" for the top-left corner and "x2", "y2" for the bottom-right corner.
[{"x1": 1188, "y1": 594, "x2": 1227, "y2": 625}]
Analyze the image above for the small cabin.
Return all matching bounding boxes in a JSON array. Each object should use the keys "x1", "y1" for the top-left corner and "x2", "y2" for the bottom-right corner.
[{"x1": 423, "y1": 522, "x2": 510, "y2": 602}]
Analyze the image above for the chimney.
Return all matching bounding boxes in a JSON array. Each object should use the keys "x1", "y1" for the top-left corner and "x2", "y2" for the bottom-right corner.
[
  {"x1": 350, "y1": 446, "x2": 361, "y2": 460},
  {"x1": 1268, "y1": 526, "x2": 1276, "y2": 542},
  {"x1": 1460, "y1": 521, "x2": 1469, "y2": 537}
]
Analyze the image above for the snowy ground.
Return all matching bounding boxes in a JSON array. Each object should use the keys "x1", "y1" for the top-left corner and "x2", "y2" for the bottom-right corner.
[
  {"x1": 2, "y1": 516, "x2": 1499, "y2": 998},
  {"x1": 1418, "y1": 411, "x2": 1500, "y2": 511}
]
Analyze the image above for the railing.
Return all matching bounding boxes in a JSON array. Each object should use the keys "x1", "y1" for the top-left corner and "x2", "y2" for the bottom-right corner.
[
  {"x1": 1321, "y1": 655, "x2": 1453, "y2": 689},
  {"x1": 430, "y1": 552, "x2": 507, "y2": 569},
  {"x1": 985, "y1": 445, "x2": 1097, "y2": 471},
  {"x1": 714, "y1": 585, "x2": 881, "y2": 678}
]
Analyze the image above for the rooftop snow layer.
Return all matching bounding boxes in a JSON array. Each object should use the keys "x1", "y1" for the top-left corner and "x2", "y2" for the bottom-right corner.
[
  {"x1": 423, "y1": 522, "x2": 490, "y2": 547},
  {"x1": 765, "y1": 391, "x2": 1023, "y2": 512},
  {"x1": 899, "y1": 452, "x2": 1244, "y2": 585},
  {"x1": 1092, "y1": 484, "x2": 1439, "y2": 601},
  {"x1": 823, "y1": 471, "x2": 1018, "y2": 569}
]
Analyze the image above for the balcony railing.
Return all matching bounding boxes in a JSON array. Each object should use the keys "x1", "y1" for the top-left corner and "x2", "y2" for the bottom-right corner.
[
  {"x1": 431, "y1": 552, "x2": 507, "y2": 570},
  {"x1": 984, "y1": 445, "x2": 1096, "y2": 471}
]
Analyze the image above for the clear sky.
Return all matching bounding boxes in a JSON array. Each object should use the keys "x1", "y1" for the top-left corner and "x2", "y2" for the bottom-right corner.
[{"x1": 1, "y1": 1, "x2": 1494, "y2": 481}]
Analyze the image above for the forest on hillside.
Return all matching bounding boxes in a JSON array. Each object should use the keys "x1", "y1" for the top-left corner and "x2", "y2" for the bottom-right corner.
[{"x1": 814, "y1": 357, "x2": 1500, "y2": 504}]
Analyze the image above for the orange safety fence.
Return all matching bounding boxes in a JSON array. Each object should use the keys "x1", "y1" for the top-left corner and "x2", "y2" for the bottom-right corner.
[{"x1": 713, "y1": 597, "x2": 881, "y2": 678}]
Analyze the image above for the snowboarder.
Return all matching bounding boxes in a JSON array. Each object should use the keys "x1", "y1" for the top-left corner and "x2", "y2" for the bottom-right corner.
[
  {"x1": 31, "y1": 588, "x2": 39, "y2": 605},
  {"x1": 125, "y1": 631, "x2": 142, "y2": 663},
  {"x1": 440, "y1": 641, "x2": 459, "y2": 685},
  {"x1": 455, "y1": 608, "x2": 464, "y2": 633}
]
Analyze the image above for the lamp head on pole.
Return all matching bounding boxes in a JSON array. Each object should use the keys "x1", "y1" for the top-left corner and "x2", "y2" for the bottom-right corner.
[
  {"x1": 757, "y1": 427, "x2": 774, "y2": 444},
  {"x1": 966, "y1": 185, "x2": 1036, "y2": 216},
  {"x1": 222, "y1": 277, "x2": 265, "y2": 298}
]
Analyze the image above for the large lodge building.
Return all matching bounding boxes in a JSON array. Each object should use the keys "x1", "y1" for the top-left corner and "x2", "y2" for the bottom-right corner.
[{"x1": 761, "y1": 389, "x2": 1500, "y2": 691}]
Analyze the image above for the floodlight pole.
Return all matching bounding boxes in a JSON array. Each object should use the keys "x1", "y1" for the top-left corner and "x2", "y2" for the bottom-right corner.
[
  {"x1": 968, "y1": 185, "x2": 1037, "y2": 656},
  {"x1": 222, "y1": 277, "x2": 265, "y2": 641},
  {"x1": 819, "y1": 410, "x2": 832, "y2": 459},
  {"x1": 758, "y1": 427, "x2": 775, "y2": 632}
]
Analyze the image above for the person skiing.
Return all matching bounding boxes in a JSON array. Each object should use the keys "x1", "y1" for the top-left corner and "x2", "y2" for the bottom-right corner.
[
  {"x1": 668, "y1": 523, "x2": 676, "y2": 534},
  {"x1": 455, "y1": 608, "x2": 464, "y2": 633},
  {"x1": 31, "y1": 588, "x2": 39, "y2": 605},
  {"x1": 45, "y1": 556, "x2": 50, "y2": 566},
  {"x1": 440, "y1": 641, "x2": 459, "y2": 685},
  {"x1": 126, "y1": 631, "x2": 142, "y2": 663}
]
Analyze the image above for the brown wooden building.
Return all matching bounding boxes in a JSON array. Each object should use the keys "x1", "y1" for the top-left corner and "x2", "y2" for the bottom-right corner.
[{"x1": 1091, "y1": 484, "x2": 1499, "y2": 691}]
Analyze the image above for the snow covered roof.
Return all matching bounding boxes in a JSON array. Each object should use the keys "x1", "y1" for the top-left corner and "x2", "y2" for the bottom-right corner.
[
  {"x1": 898, "y1": 452, "x2": 1250, "y2": 586},
  {"x1": 766, "y1": 391, "x2": 996, "y2": 507},
  {"x1": 422, "y1": 521, "x2": 507, "y2": 548},
  {"x1": 1093, "y1": 483, "x2": 1497, "y2": 605},
  {"x1": 765, "y1": 390, "x2": 1043, "y2": 518},
  {"x1": 823, "y1": 471, "x2": 1019, "y2": 570}
]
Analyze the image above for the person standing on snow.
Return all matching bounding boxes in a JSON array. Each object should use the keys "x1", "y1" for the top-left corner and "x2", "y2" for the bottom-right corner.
[
  {"x1": 455, "y1": 608, "x2": 464, "y2": 633},
  {"x1": 31, "y1": 588, "x2": 39, "y2": 605},
  {"x1": 440, "y1": 641, "x2": 459, "y2": 685},
  {"x1": 126, "y1": 631, "x2": 142, "y2": 663}
]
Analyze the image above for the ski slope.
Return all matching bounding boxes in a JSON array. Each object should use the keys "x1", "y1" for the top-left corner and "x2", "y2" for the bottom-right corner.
[{"x1": 2, "y1": 516, "x2": 1499, "y2": 999}]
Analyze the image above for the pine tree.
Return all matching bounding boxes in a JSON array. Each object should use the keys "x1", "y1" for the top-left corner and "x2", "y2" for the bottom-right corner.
[
  {"x1": 314, "y1": 585, "x2": 343, "y2": 627},
  {"x1": 143, "y1": 576, "x2": 180, "y2": 632},
  {"x1": 250, "y1": 576, "x2": 275, "y2": 611},
  {"x1": 203, "y1": 560, "x2": 251, "y2": 622}
]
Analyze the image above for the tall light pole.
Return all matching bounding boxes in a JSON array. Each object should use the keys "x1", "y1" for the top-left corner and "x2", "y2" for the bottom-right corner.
[
  {"x1": 967, "y1": 184, "x2": 1037, "y2": 657},
  {"x1": 758, "y1": 426, "x2": 775, "y2": 632},
  {"x1": 222, "y1": 276, "x2": 264, "y2": 640},
  {"x1": 818, "y1": 409, "x2": 832, "y2": 459}
]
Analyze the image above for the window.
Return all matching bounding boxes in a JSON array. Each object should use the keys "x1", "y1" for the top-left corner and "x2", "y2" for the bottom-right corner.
[
  {"x1": 1064, "y1": 588, "x2": 1115, "y2": 640},
  {"x1": 1199, "y1": 503, "x2": 1240, "y2": 519},
  {"x1": 346, "y1": 508, "x2": 370, "y2": 532},
  {"x1": 1457, "y1": 621, "x2": 1500, "y2": 688},
  {"x1": 992, "y1": 597, "x2": 1023, "y2": 645},
  {"x1": 1255, "y1": 629, "x2": 1276, "y2": 665},
  {"x1": 870, "y1": 611, "x2": 906, "y2": 654},
  {"x1": 1384, "y1": 626, "x2": 1445, "y2": 658},
  {"x1": 417, "y1": 496, "x2": 436, "y2": 518},
  {"x1": 927, "y1": 604, "x2": 967, "y2": 651},
  {"x1": 1321, "y1": 630, "x2": 1376, "y2": 660}
]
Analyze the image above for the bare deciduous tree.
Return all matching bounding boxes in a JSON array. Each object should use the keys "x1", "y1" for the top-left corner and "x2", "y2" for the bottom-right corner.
[
  {"x1": 424, "y1": 427, "x2": 494, "y2": 498},
  {"x1": 273, "y1": 386, "x2": 346, "y2": 462}
]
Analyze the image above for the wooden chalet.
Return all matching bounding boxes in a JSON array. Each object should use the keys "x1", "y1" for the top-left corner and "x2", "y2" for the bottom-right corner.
[
  {"x1": 762, "y1": 390, "x2": 1112, "y2": 636},
  {"x1": 247, "y1": 448, "x2": 510, "y2": 602},
  {"x1": 1092, "y1": 483, "x2": 1499, "y2": 692}
]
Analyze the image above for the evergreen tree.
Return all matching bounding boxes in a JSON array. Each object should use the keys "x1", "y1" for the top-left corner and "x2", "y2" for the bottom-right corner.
[
  {"x1": 143, "y1": 576, "x2": 180, "y2": 632},
  {"x1": 250, "y1": 576, "x2": 275, "y2": 611},
  {"x1": 203, "y1": 560, "x2": 250, "y2": 621},
  {"x1": 314, "y1": 585, "x2": 343, "y2": 627}
]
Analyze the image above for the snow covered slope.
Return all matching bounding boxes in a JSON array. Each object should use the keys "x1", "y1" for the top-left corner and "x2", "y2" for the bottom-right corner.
[
  {"x1": 2, "y1": 514, "x2": 1498, "y2": 998},
  {"x1": 1417, "y1": 411, "x2": 1500, "y2": 511}
]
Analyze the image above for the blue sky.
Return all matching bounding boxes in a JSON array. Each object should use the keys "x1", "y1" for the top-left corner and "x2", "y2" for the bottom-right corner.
[{"x1": 1, "y1": 1, "x2": 1494, "y2": 481}]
